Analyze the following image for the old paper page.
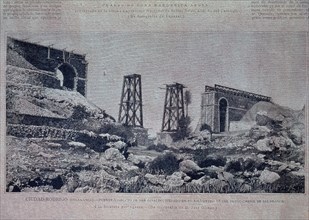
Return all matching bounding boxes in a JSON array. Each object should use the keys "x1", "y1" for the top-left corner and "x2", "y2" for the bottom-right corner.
[{"x1": 0, "y1": 0, "x2": 308, "y2": 219}]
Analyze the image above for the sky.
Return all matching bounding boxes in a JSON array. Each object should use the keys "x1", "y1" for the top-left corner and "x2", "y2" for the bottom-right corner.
[{"x1": 11, "y1": 32, "x2": 307, "y2": 135}]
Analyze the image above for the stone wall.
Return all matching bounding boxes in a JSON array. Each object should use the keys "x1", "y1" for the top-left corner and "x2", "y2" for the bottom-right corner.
[
  {"x1": 7, "y1": 113, "x2": 66, "y2": 128},
  {"x1": 7, "y1": 124, "x2": 79, "y2": 140},
  {"x1": 6, "y1": 65, "x2": 61, "y2": 89}
]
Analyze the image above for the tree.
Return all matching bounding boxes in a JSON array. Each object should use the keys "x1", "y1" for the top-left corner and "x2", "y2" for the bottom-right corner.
[
  {"x1": 184, "y1": 90, "x2": 192, "y2": 117},
  {"x1": 172, "y1": 116, "x2": 192, "y2": 141},
  {"x1": 171, "y1": 90, "x2": 192, "y2": 141}
]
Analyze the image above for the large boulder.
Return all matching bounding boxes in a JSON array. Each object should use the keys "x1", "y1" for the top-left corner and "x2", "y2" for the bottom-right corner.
[
  {"x1": 249, "y1": 126, "x2": 271, "y2": 140},
  {"x1": 99, "y1": 133, "x2": 111, "y2": 140},
  {"x1": 268, "y1": 136, "x2": 295, "y2": 151},
  {"x1": 277, "y1": 164, "x2": 289, "y2": 173},
  {"x1": 127, "y1": 154, "x2": 154, "y2": 168},
  {"x1": 104, "y1": 148, "x2": 125, "y2": 161},
  {"x1": 74, "y1": 186, "x2": 97, "y2": 193},
  {"x1": 217, "y1": 171, "x2": 234, "y2": 182},
  {"x1": 117, "y1": 162, "x2": 139, "y2": 172},
  {"x1": 96, "y1": 170, "x2": 120, "y2": 193},
  {"x1": 256, "y1": 112, "x2": 284, "y2": 130},
  {"x1": 290, "y1": 169, "x2": 305, "y2": 177},
  {"x1": 165, "y1": 172, "x2": 184, "y2": 187},
  {"x1": 46, "y1": 142, "x2": 62, "y2": 148},
  {"x1": 179, "y1": 160, "x2": 204, "y2": 178},
  {"x1": 288, "y1": 124, "x2": 304, "y2": 145},
  {"x1": 106, "y1": 140, "x2": 128, "y2": 153},
  {"x1": 144, "y1": 173, "x2": 165, "y2": 185},
  {"x1": 259, "y1": 170, "x2": 280, "y2": 184},
  {"x1": 109, "y1": 135, "x2": 123, "y2": 142},
  {"x1": 68, "y1": 141, "x2": 86, "y2": 148},
  {"x1": 255, "y1": 138, "x2": 274, "y2": 152}
]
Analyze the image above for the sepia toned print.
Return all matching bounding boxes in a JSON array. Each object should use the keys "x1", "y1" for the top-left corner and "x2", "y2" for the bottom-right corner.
[{"x1": 5, "y1": 32, "x2": 306, "y2": 194}]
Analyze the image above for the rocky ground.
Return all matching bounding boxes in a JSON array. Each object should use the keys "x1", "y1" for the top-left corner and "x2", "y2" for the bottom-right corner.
[{"x1": 6, "y1": 101, "x2": 305, "y2": 193}]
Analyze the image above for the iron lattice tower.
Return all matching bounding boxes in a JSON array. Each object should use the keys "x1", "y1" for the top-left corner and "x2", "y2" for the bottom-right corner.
[
  {"x1": 161, "y1": 83, "x2": 185, "y2": 132},
  {"x1": 118, "y1": 74, "x2": 143, "y2": 127}
]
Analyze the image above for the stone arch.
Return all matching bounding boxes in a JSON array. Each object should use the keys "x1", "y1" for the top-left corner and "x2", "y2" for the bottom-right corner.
[
  {"x1": 218, "y1": 97, "x2": 229, "y2": 132},
  {"x1": 56, "y1": 63, "x2": 77, "y2": 90}
]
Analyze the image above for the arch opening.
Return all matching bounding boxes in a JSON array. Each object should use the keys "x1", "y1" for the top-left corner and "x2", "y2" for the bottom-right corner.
[
  {"x1": 219, "y1": 98, "x2": 228, "y2": 132},
  {"x1": 57, "y1": 63, "x2": 76, "y2": 90},
  {"x1": 56, "y1": 69, "x2": 64, "y2": 87}
]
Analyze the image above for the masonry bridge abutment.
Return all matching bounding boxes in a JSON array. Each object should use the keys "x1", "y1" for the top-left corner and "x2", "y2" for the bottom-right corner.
[
  {"x1": 201, "y1": 84, "x2": 271, "y2": 133},
  {"x1": 7, "y1": 37, "x2": 88, "y2": 96}
]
